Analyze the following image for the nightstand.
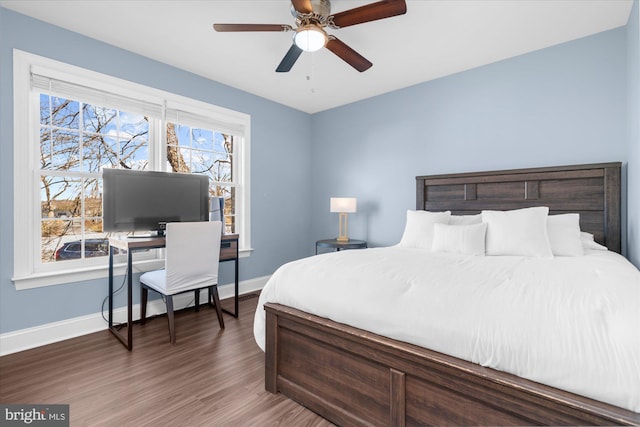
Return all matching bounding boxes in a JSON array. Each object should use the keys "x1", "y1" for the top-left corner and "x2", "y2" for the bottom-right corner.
[{"x1": 316, "y1": 238, "x2": 367, "y2": 255}]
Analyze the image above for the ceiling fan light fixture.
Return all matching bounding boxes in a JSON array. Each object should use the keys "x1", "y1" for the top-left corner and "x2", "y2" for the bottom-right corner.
[{"x1": 294, "y1": 25, "x2": 327, "y2": 52}]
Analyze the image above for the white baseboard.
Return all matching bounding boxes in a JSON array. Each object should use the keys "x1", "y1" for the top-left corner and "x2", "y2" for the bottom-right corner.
[{"x1": 0, "y1": 275, "x2": 269, "y2": 356}]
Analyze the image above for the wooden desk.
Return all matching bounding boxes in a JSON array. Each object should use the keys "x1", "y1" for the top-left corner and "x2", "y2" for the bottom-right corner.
[{"x1": 108, "y1": 234, "x2": 239, "y2": 351}]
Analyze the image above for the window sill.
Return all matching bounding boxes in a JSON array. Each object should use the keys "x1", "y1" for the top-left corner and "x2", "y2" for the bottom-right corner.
[
  {"x1": 12, "y1": 259, "x2": 165, "y2": 290},
  {"x1": 13, "y1": 247, "x2": 252, "y2": 290}
]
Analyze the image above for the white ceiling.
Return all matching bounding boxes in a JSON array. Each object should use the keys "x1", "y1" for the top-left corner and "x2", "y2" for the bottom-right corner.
[{"x1": 1, "y1": 0, "x2": 634, "y2": 113}]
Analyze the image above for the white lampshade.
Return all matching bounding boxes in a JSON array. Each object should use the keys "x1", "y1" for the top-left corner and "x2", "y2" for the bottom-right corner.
[
  {"x1": 294, "y1": 26, "x2": 327, "y2": 52},
  {"x1": 330, "y1": 197, "x2": 357, "y2": 213}
]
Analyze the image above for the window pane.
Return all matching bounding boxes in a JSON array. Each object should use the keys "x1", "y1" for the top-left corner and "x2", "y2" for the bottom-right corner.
[
  {"x1": 166, "y1": 122, "x2": 239, "y2": 235},
  {"x1": 167, "y1": 123, "x2": 190, "y2": 148},
  {"x1": 213, "y1": 152, "x2": 232, "y2": 182},
  {"x1": 165, "y1": 146, "x2": 190, "y2": 173},
  {"x1": 40, "y1": 175, "x2": 110, "y2": 263},
  {"x1": 83, "y1": 134, "x2": 118, "y2": 172},
  {"x1": 120, "y1": 112, "x2": 149, "y2": 170},
  {"x1": 215, "y1": 132, "x2": 233, "y2": 154},
  {"x1": 42, "y1": 223, "x2": 112, "y2": 264},
  {"x1": 214, "y1": 133, "x2": 234, "y2": 183},
  {"x1": 84, "y1": 218, "x2": 104, "y2": 235},
  {"x1": 192, "y1": 128, "x2": 213, "y2": 151},
  {"x1": 190, "y1": 149, "x2": 213, "y2": 174},
  {"x1": 122, "y1": 137, "x2": 149, "y2": 170},
  {"x1": 120, "y1": 112, "x2": 147, "y2": 139},
  {"x1": 213, "y1": 185, "x2": 235, "y2": 234},
  {"x1": 47, "y1": 129, "x2": 80, "y2": 171},
  {"x1": 41, "y1": 219, "x2": 74, "y2": 263},
  {"x1": 41, "y1": 176, "x2": 83, "y2": 219},
  {"x1": 83, "y1": 104, "x2": 117, "y2": 134},
  {"x1": 81, "y1": 111, "x2": 149, "y2": 172},
  {"x1": 40, "y1": 127, "x2": 52, "y2": 169},
  {"x1": 179, "y1": 147, "x2": 192, "y2": 169},
  {"x1": 84, "y1": 178, "x2": 102, "y2": 218},
  {"x1": 224, "y1": 215, "x2": 235, "y2": 235},
  {"x1": 51, "y1": 96, "x2": 79, "y2": 129},
  {"x1": 40, "y1": 178, "x2": 103, "y2": 220},
  {"x1": 40, "y1": 94, "x2": 50, "y2": 126}
]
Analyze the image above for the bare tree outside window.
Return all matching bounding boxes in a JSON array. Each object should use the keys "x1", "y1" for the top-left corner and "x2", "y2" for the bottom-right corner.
[
  {"x1": 39, "y1": 94, "x2": 149, "y2": 263},
  {"x1": 166, "y1": 122, "x2": 236, "y2": 234},
  {"x1": 38, "y1": 93, "x2": 239, "y2": 264}
]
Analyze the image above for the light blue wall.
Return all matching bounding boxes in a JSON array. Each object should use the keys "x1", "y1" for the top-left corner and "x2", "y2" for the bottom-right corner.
[
  {"x1": 0, "y1": 8, "x2": 313, "y2": 333},
  {"x1": 627, "y1": 0, "x2": 640, "y2": 268},
  {"x1": 310, "y1": 27, "x2": 631, "y2": 253}
]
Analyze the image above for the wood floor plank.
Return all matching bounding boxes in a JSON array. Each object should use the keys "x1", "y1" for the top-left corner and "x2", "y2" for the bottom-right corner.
[{"x1": 0, "y1": 294, "x2": 334, "y2": 427}]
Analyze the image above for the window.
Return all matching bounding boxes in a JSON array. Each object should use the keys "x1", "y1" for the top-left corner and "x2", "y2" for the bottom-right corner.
[
  {"x1": 13, "y1": 50, "x2": 251, "y2": 289},
  {"x1": 39, "y1": 95, "x2": 150, "y2": 264},
  {"x1": 167, "y1": 125, "x2": 236, "y2": 232},
  {"x1": 165, "y1": 117, "x2": 242, "y2": 235}
]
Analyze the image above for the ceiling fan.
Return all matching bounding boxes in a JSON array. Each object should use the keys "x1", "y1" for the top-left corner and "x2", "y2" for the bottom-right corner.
[{"x1": 213, "y1": 0, "x2": 407, "y2": 73}]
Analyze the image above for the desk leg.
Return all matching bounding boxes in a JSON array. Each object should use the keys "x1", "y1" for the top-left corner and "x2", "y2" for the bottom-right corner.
[
  {"x1": 108, "y1": 247, "x2": 114, "y2": 329},
  {"x1": 126, "y1": 250, "x2": 133, "y2": 350},
  {"x1": 234, "y1": 256, "x2": 239, "y2": 316},
  {"x1": 108, "y1": 248, "x2": 133, "y2": 351},
  {"x1": 222, "y1": 257, "x2": 239, "y2": 318}
]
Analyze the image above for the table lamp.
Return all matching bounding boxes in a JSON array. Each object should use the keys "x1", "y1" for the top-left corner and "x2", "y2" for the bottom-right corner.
[{"x1": 330, "y1": 197, "x2": 357, "y2": 242}]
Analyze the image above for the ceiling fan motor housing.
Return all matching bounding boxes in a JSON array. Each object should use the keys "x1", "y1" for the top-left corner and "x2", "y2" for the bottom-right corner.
[
  {"x1": 311, "y1": 0, "x2": 331, "y2": 18},
  {"x1": 291, "y1": 0, "x2": 331, "y2": 22}
]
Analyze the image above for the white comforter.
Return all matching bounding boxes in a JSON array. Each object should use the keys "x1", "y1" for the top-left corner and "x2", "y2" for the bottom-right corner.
[{"x1": 254, "y1": 247, "x2": 640, "y2": 413}]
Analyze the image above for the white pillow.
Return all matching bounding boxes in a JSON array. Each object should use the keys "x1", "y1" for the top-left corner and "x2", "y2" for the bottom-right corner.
[
  {"x1": 399, "y1": 210, "x2": 451, "y2": 249},
  {"x1": 547, "y1": 214, "x2": 583, "y2": 256},
  {"x1": 432, "y1": 223, "x2": 487, "y2": 256},
  {"x1": 482, "y1": 207, "x2": 553, "y2": 257},
  {"x1": 448, "y1": 214, "x2": 482, "y2": 225},
  {"x1": 580, "y1": 231, "x2": 608, "y2": 251}
]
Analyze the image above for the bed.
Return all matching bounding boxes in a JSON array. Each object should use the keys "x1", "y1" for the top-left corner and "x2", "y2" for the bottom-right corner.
[{"x1": 256, "y1": 162, "x2": 640, "y2": 426}]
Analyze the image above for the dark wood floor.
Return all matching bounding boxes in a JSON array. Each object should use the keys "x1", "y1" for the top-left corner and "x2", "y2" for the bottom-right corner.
[{"x1": 0, "y1": 293, "x2": 334, "y2": 427}]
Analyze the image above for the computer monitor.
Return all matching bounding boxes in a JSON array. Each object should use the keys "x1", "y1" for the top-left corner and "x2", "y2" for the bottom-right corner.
[{"x1": 102, "y1": 169, "x2": 209, "y2": 235}]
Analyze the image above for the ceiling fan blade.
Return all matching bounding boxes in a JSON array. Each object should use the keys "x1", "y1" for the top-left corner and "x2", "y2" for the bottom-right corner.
[
  {"x1": 291, "y1": 0, "x2": 313, "y2": 15},
  {"x1": 276, "y1": 44, "x2": 304, "y2": 72},
  {"x1": 325, "y1": 37, "x2": 372, "y2": 72},
  {"x1": 330, "y1": 0, "x2": 406, "y2": 28},
  {"x1": 213, "y1": 23, "x2": 293, "y2": 32}
]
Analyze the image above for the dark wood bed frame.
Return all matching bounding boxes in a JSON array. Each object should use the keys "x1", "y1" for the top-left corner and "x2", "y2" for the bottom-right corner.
[{"x1": 264, "y1": 162, "x2": 639, "y2": 426}]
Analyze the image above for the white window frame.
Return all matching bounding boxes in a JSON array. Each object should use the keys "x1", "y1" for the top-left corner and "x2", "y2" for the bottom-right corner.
[{"x1": 12, "y1": 50, "x2": 252, "y2": 290}]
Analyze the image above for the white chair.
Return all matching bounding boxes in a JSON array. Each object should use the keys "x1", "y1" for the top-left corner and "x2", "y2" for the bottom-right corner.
[{"x1": 140, "y1": 221, "x2": 224, "y2": 344}]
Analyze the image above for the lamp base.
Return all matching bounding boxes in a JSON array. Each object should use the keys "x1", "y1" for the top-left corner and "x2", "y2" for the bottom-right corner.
[{"x1": 337, "y1": 212, "x2": 350, "y2": 242}]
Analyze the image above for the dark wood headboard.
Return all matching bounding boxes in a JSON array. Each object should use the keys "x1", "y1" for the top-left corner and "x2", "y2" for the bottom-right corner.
[{"x1": 416, "y1": 162, "x2": 622, "y2": 253}]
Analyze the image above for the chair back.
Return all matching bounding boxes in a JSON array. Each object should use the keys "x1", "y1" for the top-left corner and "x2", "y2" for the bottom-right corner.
[{"x1": 164, "y1": 221, "x2": 222, "y2": 294}]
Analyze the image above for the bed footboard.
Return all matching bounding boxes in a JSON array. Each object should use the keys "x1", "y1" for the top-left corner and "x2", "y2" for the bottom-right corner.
[{"x1": 264, "y1": 303, "x2": 639, "y2": 426}]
